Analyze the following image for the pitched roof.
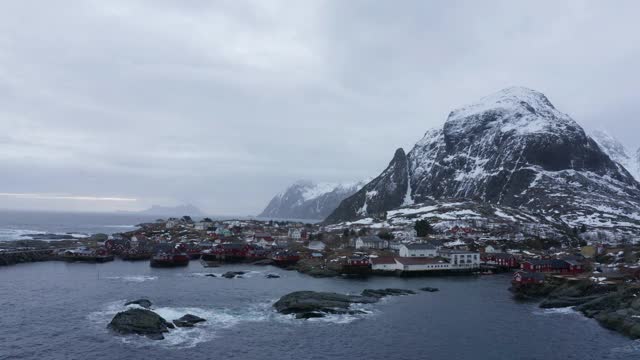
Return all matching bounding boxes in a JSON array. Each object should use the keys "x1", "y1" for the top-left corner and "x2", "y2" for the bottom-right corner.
[
  {"x1": 359, "y1": 236, "x2": 386, "y2": 243},
  {"x1": 405, "y1": 243, "x2": 436, "y2": 250},
  {"x1": 395, "y1": 257, "x2": 447, "y2": 265},
  {"x1": 370, "y1": 257, "x2": 396, "y2": 265}
]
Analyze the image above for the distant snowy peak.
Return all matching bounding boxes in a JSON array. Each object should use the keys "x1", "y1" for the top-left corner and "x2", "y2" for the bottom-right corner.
[
  {"x1": 590, "y1": 129, "x2": 640, "y2": 181},
  {"x1": 260, "y1": 180, "x2": 367, "y2": 220}
]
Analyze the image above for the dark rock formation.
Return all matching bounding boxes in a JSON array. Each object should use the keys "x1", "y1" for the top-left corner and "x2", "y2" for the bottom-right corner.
[
  {"x1": 511, "y1": 277, "x2": 640, "y2": 339},
  {"x1": 274, "y1": 289, "x2": 415, "y2": 319},
  {"x1": 173, "y1": 314, "x2": 206, "y2": 328},
  {"x1": 265, "y1": 274, "x2": 280, "y2": 278},
  {"x1": 325, "y1": 149, "x2": 409, "y2": 223},
  {"x1": 107, "y1": 308, "x2": 172, "y2": 340},
  {"x1": 420, "y1": 287, "x2": 440, "y2": 292},
  {"x1": 222, "y1": 271, "x2": 246, "y2": 279}
]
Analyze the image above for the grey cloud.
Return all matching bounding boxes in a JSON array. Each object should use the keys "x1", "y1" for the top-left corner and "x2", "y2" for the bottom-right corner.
[{"x1": 1, "y1": 0, "x2": 639, "y2": 214}]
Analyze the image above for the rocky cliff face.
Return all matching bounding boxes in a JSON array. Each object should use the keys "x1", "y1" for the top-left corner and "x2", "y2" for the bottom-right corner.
[
  {"x1": 324, "y1": 149, "x2": 409, "y2": 223},
  {"x1": 259, "y1": 180, "x2": 366, "y2": 220},
  {"x1": 326, "y1": 87, "x2": 640, "y2": 235}
]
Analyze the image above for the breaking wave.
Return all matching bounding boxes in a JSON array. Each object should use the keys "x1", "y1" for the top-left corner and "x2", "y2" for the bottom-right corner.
[
  {"x1": 88, "y1": 298, "x2": 374, "y2": 348},
  {"x1": 104, "y1": 275, "x2": 158, "y2": 283},
  {"x1": 533, "y1": 307, "x2": 581, "y2": 316},
  {"x1": 87, "y1": 300, "x2": 275, "y2": 348}
]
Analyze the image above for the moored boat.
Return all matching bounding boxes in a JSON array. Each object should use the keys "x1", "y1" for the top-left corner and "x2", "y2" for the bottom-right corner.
[
  {"x1": 271, "y1": 250, "x2": 300, "y2": 267},
  {"x1": 150, "y1": 252, "x2": 190, "y2": 267}
]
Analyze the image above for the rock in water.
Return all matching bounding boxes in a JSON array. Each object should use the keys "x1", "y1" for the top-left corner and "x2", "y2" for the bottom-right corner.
[
  {"x1": 274, "y1": 289, "x2": 415, "y2": 319},
  {"x1": 361, "y1": 288, "x2": 416, "y2": 298},
  {"x1": 124, "y1": 299, "x2": 152, "y2": 308},
  {"x1": 222, "y1": 271, "x2": 246, "y2": 279},
  {"x1": 265, "y1": 274, "x2": 280, "y2": 278},
  {"x1": 107, "y1": 308, "x2": 172, "y2": 340},
  {"x1": 420, "y1": 287, "x2": 440, "y2": 292},
  {"x1": 204, "y1": 274, "x2": 217, "y2": 278},
  {"x1": 173, "y1": 314, "x2": 206, "y2": 328}
]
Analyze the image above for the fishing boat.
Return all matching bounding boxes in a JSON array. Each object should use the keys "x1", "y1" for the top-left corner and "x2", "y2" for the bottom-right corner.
[
  {"x1": 271, "y1": 250, "x2": 300, "y2": 267},
  {"x1": 150, "y1": 251, "x2": 189, "y2": 267}
]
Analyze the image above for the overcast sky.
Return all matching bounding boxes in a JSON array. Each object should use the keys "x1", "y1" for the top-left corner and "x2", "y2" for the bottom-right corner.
[{"x1": 1, "y1": 0, "x2": 639, "y2": 215}]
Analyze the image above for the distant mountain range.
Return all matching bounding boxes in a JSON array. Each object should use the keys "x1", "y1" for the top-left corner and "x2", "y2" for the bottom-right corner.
[
  {"x1": 259, "y1": 180, "x2": 367, "y2": 220},
  {"x1": 324, "y1": 87, "x2": 640, "y2": 239},
  {"x1": 133, "y1": 204, "x2": 205, "y2": 217}
]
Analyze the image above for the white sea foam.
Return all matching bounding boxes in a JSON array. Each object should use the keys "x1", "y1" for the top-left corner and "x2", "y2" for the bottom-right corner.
[
  {"x1": 88, "y1": 300, "x2": 276, "y2": 348},
  {"x1": 533, "y1": 307, "x2": 580, "y2": 316},
  {"x1": 104, "y1": 275, "x2": 158, "y2": 283},
  {"x1": 89, "y1": 296, "x2": 376, "y2": 348}
]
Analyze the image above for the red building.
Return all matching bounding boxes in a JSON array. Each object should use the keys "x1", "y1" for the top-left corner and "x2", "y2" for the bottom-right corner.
[
  {"x1": 481, "y1": 253, "x2": 519, "y2": 268},
  {"x1": 521, "y1": 259, "x2": 583, "y2": 274}
]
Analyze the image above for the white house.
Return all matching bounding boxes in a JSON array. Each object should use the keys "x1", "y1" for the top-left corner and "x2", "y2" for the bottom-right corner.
[
  {"x1": 399, "y1": 243, "x2": 438, "y2": 257},
  {"x1": 438, "y1": 250, "x2": 481, "y2": 269},
  {"x1": 288, "y1": 228, "x2": 302, "y2": 240},
  {"x1": 355, "y1": 236, "x2": 389, "y2": 250},
  {"x1": 370, "y1": 257, "x2": 398, "y2": 271}
]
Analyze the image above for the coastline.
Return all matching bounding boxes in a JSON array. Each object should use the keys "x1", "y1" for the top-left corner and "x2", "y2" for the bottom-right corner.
[{"x1": 511, "y1": 276, "x2": 640, "y2": 339}]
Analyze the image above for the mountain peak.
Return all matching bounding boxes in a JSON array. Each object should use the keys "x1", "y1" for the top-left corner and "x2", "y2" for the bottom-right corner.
[{"x1": 445, "y1": 86, "x2": 577, "y2": 138}]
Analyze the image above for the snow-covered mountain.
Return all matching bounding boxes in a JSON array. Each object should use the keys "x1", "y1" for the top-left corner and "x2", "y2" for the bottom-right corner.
[
  {"x1": 259, "y1": 180, "x2": 367, "y2": 220},
  {"x1": 590, "y1": 130, "x2": 640, "y2": 181},
  {"x1": 326, "y1": 87, "x2": 640, "y2": 238}
]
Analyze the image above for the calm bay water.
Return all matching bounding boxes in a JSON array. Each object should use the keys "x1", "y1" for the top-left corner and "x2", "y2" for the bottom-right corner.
[{"x1": 0, "y1": 260, "x2": 637, "y2": 360}]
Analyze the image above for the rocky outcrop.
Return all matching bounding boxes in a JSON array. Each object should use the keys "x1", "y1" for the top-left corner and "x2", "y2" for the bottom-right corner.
[
  {"x1": 511, "y1": 277, "x2": 640, "y2": 339},
  {"x1": 420, "y1": 287, "x2": 440, "y2": 292},
  {"x1": 0, "y1": 250, "x2": 52, "y2": 266},
  {"x1": 173, "y1": 314, "x2": 206, "y2": 328},
  {"x1": 107, "y1": 308, "x2": 173, "y2": 340},
  {"x1": 221, "y1": 271, "x2": 246, "y2": 279},
  {"x1": 577, "y1": 286, "x2": 640, "y2": 339},
  {"x1": 325, "y1": 148, "x2": 409, "y2": 223},
  {"x1": 273, "y1": 289, "x2": 415, "y2": 319}
]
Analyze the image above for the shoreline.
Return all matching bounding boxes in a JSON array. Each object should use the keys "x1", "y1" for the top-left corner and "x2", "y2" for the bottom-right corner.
[{"x1": 510, "y1": 276, "x2": 640, "y2": 339}]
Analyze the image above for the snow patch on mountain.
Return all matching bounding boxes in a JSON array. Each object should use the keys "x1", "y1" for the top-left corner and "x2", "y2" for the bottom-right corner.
[{"x1": 590, "y1": 129, "x2": 640, "y2": 181}]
